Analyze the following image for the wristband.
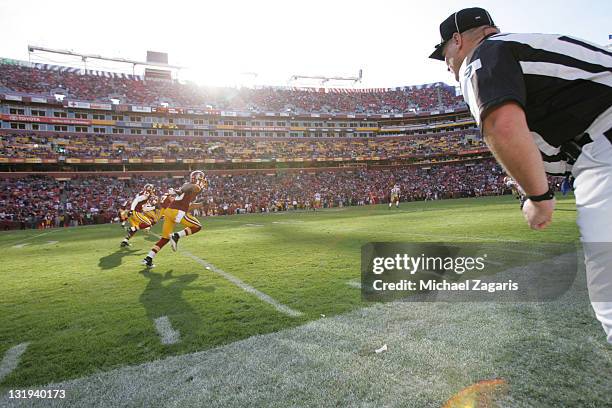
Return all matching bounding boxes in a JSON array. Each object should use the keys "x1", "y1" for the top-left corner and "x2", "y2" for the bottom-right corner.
[{"x1": 527, "y1": 187, "x2": 555, "y2": 202}]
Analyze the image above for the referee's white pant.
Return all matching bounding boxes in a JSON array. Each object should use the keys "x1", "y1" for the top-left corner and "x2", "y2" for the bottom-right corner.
[{"x1": 572, "y1": 107, "x2": 612, "y2": 344}]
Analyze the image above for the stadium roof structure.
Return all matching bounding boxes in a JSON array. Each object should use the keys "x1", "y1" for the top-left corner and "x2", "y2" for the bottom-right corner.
[{"x1": 27, "y1": 45, "x2": 184, "y2": 74}]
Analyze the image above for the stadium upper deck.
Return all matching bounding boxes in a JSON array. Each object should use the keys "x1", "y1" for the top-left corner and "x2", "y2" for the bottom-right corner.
[{"x1": 0, "y1": 58, "x2": 465, "y2": 114}]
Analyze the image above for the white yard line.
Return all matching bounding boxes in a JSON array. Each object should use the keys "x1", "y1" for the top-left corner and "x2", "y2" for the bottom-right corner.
[
  {"x1": 4, "y1": 230, "x2": 57, "y2": 248},
  {"x1": 182, "y1": 250, "x2": 303, "y2": 317},
  {"x1": 150, "y1": 233, "x2": 303, "y2": 318},
  {"x1": 0, "y1": 342, "x2": 29, "y2": 383},
  {"x1": 346, "y1": 281, "x2": 362, "y2": 289},
  {"x1": 11, "y1": 243, "x2": 29, "y2": 249},
  {"x1": 153, "y1": 316, "x2": 181, "y2": 345}
]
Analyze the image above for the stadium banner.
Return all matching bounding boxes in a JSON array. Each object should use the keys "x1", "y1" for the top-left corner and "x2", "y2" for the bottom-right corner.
[
  {"x1": 121, "y1": 122, "x2": 144, "y2": 128},
  {"x1": 276, "y1": 158, "x2": 286, "y2": 162},
  {"x1": 153, "y1": 159, "x2": 166, "y2": 163},
  {"x1": 232, "y1": 159, "x2": 242, "y2": 163},
  {"x1": 66, "y1": 158, "x2": 81, "y2": 164},
  {"x1": 4, "y1": 94, "x2": 22, "y2": 101},
  {"x1": 316, "y1": 158, "x2": 328, "y2": 162},
  {"x1": 92, "y1": 120, "x2": 115, "y2": 126},
  {"x1": 9, "y1": 158, "x2": 25, "y2": 163},
  {"x1": 128, "y1": 159, "x2": 142, "y2": 163},
  {"x1": 142, "y1": 159, "x2": 153, "y2": 164},
  {"x1": 361, "y1": 242, "x2": 578, "y2": 302},
  {"x1": 333, "y1": 158, "x2": 344, "y2": 162},
  {"x1": 221, "y1": 111, "x2": 238, "y2": 117},
  {"x1": 1, "y1": 114, "x2": 91, "y2": 125},
  {"x1": 90, "y1": 103, "x2": 112, "y2": 111},
  {"x1": 81, "y1": 159, "x2": 94, "y2": 164},
  {"x1": 0, "y1": 158, "x2": 8, "y2": 163},
  {"x1": 183, "y1": 159, "x2": 194, "y2": 163},
  {"x1": 131, "y1": 105, "x2": 152, "y2": 113},
  {"x1": 94, "y1": 159, "x2": 109, "y2": 164},
  {"x1": 42, "y1": 159, "x2": 57, "y2": 164},
  {"x1": 67, "y1": 101, "x2": 91, "y2": 109},
  {"x1": 30, "y1": 97, "x2": 48, "y2": 104}
]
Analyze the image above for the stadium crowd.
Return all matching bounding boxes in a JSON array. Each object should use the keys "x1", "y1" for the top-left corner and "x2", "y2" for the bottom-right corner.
[
  {"x1": 1, "y1": 160, "x2": 521, "y2": 230},
  {"x1": 0, "y1": 63, "x2": 464, "y2": 113},
  {"x1": 0, "y1": 131, "x2": 485, "y2": 161}
]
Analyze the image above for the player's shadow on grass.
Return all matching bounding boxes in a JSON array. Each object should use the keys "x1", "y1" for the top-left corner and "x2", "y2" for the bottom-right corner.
[
  {"x1": 139, "y1": 269, "x2": 215, "y2": 343},
  {"x1": 98, "y1": 248, "x2": 144, "y2": 270}
]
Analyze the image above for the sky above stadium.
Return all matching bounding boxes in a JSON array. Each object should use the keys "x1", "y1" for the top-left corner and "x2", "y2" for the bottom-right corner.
[{"x1": 1, "y1": 0, "x2": 610, "y2": 89}]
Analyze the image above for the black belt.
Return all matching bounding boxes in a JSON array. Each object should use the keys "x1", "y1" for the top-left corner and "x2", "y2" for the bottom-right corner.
[{"x1": 560, "y1": 128, "x2": 612, "y2": 164}]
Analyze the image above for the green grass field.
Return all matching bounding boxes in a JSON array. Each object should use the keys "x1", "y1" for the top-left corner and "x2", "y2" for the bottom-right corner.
[{"x1": 1, "y1": 195, "x2": 611, "y2": 407}]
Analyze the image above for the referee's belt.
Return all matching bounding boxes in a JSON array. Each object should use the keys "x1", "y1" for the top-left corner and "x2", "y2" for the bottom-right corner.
[{"x1": 560, "y1": 128, "x2": 612, "y2": 164}]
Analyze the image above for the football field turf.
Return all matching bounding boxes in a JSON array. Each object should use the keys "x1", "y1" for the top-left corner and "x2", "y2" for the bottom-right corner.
[{"x1": 1, "y1": 195, "x2": 611, "y2": 407}]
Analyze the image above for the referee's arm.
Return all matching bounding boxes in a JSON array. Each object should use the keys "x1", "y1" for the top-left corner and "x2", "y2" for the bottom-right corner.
[{"x1": 481, "y1": 101, "x2": 555, "y2": 230}]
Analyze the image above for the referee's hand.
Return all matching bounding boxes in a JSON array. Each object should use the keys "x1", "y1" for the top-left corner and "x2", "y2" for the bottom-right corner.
[{"x1": 522, "y1": 198, "x2": 555, "y2": 230}]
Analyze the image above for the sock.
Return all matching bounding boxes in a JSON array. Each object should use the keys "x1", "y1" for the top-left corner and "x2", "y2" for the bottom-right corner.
[
  {"x1": 125, "y1": 226, "x2": 138, "y2": 240},
  {"x1": 178, "y1": 225, "x2": 201, "y2": 238},
  {"x1": 148, "y1": 238, "x2": 169, "y2": 259}
]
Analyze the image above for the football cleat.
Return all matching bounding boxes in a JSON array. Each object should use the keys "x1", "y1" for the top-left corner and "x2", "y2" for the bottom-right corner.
[
  {"x1": 142, "y1": 256, "x2": 155, "y2": 268},
  {"x1": 170, "y1": 233, "x2": 180, "y2": 252},
  {"x1": 120, "y1": 240, "x2": 130, "y2": 247}
]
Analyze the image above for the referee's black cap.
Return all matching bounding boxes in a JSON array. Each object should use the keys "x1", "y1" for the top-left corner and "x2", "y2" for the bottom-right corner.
[{"x1": 429, "y1": 7, "x2": 495, "y2": 60}]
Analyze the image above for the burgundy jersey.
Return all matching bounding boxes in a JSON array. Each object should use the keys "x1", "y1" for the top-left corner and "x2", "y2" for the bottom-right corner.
[
  {"x1": 160, "y1": 193, "x2": 175, "y2": 209},
  {"x1": 170, "y1": 183, "x2": 201, "y2": 212}
]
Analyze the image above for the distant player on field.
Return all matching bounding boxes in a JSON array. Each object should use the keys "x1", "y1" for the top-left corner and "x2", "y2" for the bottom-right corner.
[
  {"x1": 142, "y1": 171, "x2": 207, "y2": 268},
  {"x1": 389, "y1": 184, "x2": 401, "y2": 208},
  {"x1": 503, "y1": 176, "x2": 527, "y2": 209},
  {"x1": 313, "y1": 192, "x2": 322, "y2": 211}
]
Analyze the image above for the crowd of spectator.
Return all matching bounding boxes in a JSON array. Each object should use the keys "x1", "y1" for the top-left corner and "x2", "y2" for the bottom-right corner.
[
  {"x1": 0, "y1": 62, "x2": 464, "y2": 113},
  {"x1": 0, "y1": 131, "x2": 485, "y2": 161},
  {"x1": 1, "y1": 160, "x2": 524, "y2": 229}
]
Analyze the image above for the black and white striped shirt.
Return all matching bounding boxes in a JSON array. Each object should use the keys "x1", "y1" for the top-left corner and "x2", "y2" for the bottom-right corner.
[{"x1": 460, "y1": 32, "x2": 612, "y2": 174}]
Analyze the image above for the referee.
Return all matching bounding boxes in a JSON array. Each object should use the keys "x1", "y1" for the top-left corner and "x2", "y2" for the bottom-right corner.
[{"x1": 429, "y1": 7, "x2": 612, "y2": 343}]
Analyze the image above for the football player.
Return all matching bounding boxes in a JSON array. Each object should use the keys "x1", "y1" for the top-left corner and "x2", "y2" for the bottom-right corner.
[
  {"x1": 120, "y1": 183, "x2": 156, "y2": 247},
  {"x1": 504, "y1": 176, "x2": 527, "y2": 209},
  {"x1": 313, "y1": 192, "x2": 321, "y2": 211},
  {"x1": 389, "y1": 184, "x2": 401, "y2": 209},
  {"x1": 142, "y1": 171, "x2": 207, "y2": 268}
]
